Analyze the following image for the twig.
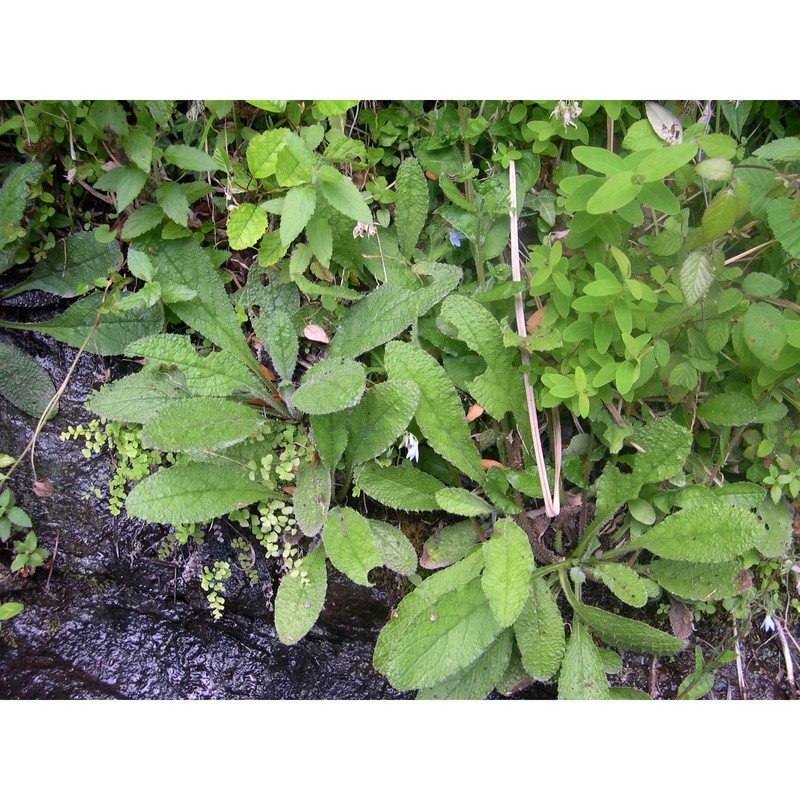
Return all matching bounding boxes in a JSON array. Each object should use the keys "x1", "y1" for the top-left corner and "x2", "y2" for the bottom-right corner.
[
  {"x1": 509, "y1": 161, "x2": 559, "y2": 517},
  {"x1": 774, "y1": 617, "x2": 797, "y2": 699},
  {"x1": 733, "y1": 618, "x2": 748, "y2": 700}
]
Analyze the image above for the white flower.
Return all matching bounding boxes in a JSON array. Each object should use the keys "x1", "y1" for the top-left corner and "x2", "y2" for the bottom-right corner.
[
  {"x1": 352, "y1": 221, "x2": 377, "y2": 239},
  {"x1": 761, "y1": 614, "x2": 776, "y2": 634},
  {"x1": 401, "y1": 433, "x2": 419, "y2": 462},
  {"x1": 550, "y1": 100, "x2": 583, "y2": 130}
]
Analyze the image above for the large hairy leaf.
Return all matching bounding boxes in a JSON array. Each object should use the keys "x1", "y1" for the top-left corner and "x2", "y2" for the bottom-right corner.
[
  {"x1": 291, "y1": 357, "x2": 366, "y2": 414},
  {"x1": 514, "y1": 577, "x2": 566, "y2": 681},
  {"x1": 0, "y1": 340, "x2": 57, "y2": 418},
  {"x1": 395, "y1": 156, "x2": 428, "y2": 257},
  {"x1": 631, "y1": 416, "x2": 692, "y2": 485},
  {"x1": 558, "y1": 622, "x2": 609, "y2": 699},
  {"x1": 767, "y1": 196, "x2": 800, "y2": 259},
  {"x1": 356, "y1": 462, "x2": 444, "y2": 512},
  {"x1": 679, "y1": 251, "x2": 715, "y2": 305},
  {"x1": 0, "y1": 161, "x2": 43, "y2": 250},
  {"x1": 126, "y1": 462, "x2": 271, "y2": 524},
  {"x1": 647, "y1": 559, "x2": 749, "y2": 602},
  {"x1": 88, "y1": 370, "x2": 189, "y2": 423},
  {"x1": 310, "y1": 411, "x2": 348, "y2": 469},
  {"x1": 385, "y1": 341, "x2": 484, "y2": 484},
  {"x1": 367, "y1": 519, "x2": 418, "y2": 577},
  {"x1": 274, "y1": 544, "x2": 327, "y2": 645},
  {"x1": 293, "y1": 459, "x2": 332, "y2": 536},
  {"x1": 481, "y1": 518, "x2": 534, "y2": 627},
  {"x1": 321, "y1": 507, "x2": 382, "y2": 586}
]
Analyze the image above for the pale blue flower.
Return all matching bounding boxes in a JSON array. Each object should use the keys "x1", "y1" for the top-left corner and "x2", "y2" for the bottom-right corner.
[
  {"x1": 449, "y1": 230, "x2": 465, "y2": 247},
  {"x1": 761, "y1": 614, "x2": 776, "y2": 634},
  {"x1": 401, "y1": 433, "x2": 419, "y2": 462}
]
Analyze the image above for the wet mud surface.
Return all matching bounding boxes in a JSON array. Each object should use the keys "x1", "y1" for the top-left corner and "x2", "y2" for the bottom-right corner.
[{"x1": 1, "y1": 309, "x2": 797, "y2": 700}]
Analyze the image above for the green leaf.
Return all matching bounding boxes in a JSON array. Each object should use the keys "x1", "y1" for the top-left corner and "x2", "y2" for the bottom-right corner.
[
  {"x1": 608, "y1": 687, "x2": 651, "y2": 700},
  {"x1": 622, "y1": 120, "x2": 665, "y2": 152},
  {"x1": 591, "y1": 563, "x2": 648, "y2": 608},
  {"x1": 0, "y1": 162, "x2": 43, "y2": 249},
  {"x1": 346, "y1": 380, "x2": 420, "y2": 464},
  {"x1": 275, "y1": 133, "x2": 315, "y2": 187},
  {"x1": 121, "y1": 204, "x2": 165, "y2": 241},
  {"x1": 586, "y1": 171, "x2": 642, "y2": 214},
  {"x1": 246, "y1": 100, "x2": 286, "y2": 113},
  {"x1": 140, "y1": 397, "x2": 263, "y2": 452},
  {"x1": 156, "y1": 182, "x2": 189, "y2": 227},
  {"x1": 385, "y1": 341, "x2": 484, "y2": 484},
  {"x1": 123, "y1": 127, "x2": 154, "y2": 172},
  {"x1": 572, "y1": 146, "x2": 626, "y2": 175},
  {"x1": 367, "y1": 519, "x2": 418, "y2": 577},
  {"x1": 356, "y1": 462, "x2": 444, "y2": 512},
  {"x1": 679, "y1": 251, "x2": 715, "y2": 305},
  {"x1": 127, "y1": 333, "x2": 264, "y2": 398},
  {"x1": 695, "y1": 158, "x2": 734, "y2": 181},
  {"x1": 742, "y1": 302, "x2": 786, "y2": 365},
  {"x1": 291, "y1": 357, "x2": 366, "y2": 414},
  {"x1": 697, "y1": 133, "x2": 738, "y2": 159},
  {"x1": 697, "y1": 393, "x2": 757, "y2": 426},
  {"x1": 713, "y1": 482, "x2": 765, "y2": 509},
  {"x1": 636, "y1": 142, "x2": 697, "y2": 181},
  {"x1": 756, "y1": 496, "x2": 793, "y2": 558},
  {"x1": 753, "y1": 137, "x2": 800, "y2": 162},
  {"x1": 416, "y1": 629, "x2": 513, "y2": 700},
  {"x1": 88, "y1": 371, "x2": 189, "y2": 423},
  {"x1": 0, "y1": 340, "x2": 57, "y2": 419},
  {"x1": 305, "y1": 216, "x2": 333, "y2": 267},
  {"x1": 572, "y1": 601, "x2": 686, "y2": 656},
  {"x1": 741, "y1": 271, "x2": 783, "y2": 298},
  {"x1": 481, "y1": 518, "x2": 534, "y2": 627},
  {"x1": 558, "y1": 622, "x2": 609, "y2": 699},
  {"x1": 702, "y1": 189, "x2": 738, "y2": 241},
  {"x1": 767, "y1": 197, "x2": 800, "y2": 259},
  {"x1": 94, "y1": 166, "x2": 147, "y2": 212},
  {"x1": 310, "y1": 411, "x2": 348, "y2": 469},
  {"x1": 631, "y1": 417, "x2": 692, "y2": 485},
  {"x1": 5, "y1": 291, "x2": 164, "y2": 356},
  {"x1": 420, "y1": 521, "x2": 480, "y2": 570},
  {"x1": 293, "y1": 460, "x2": 332, "y2": 536},
  {"x1": 0, "y1": 602, "x2": 24, "y2": 621},
  {"x1": 163, "y1": 144, "x2": 218, "y2": 173},
  {"x1": 438, "y1": 174, "x2": 475, "y2": 212},
  {"x1": 395, "y1": 157, "x2": 428, "y2": 257},
  {"x1": 514, "y1": 577, "x2": 566, "y2": 681},
  {"x1": 322, "y1": 507, "x2": 382, "y2": 586},
  {"x1": 247, "y1": 129, "x2": 288, "y2": 179},
  {"x1": 647, "y1": 559, "x2": 749, "y2": 602},
  {"x1": 227, "y1": 203, "x2": 268, "y2": 250},
  {"x1": 126, "y1": 461, "x2": 271, "y2": 524},
  {"x1": 435, "y1": 488, "x2": 493, "y2": 517},
  {"x1": 637, "y1": 181, "x2": 681, "y2": 215},
  {"x1": 3, "y1": 232, "x2": 121, "y2": 298},
  {"x1": 318, "y1": 170, "x2": 371, "y2": 222},
  {"x1": 629, "y1": 503, "x2": 766, "y2": 563},
  {"x1": 315, "y1": 100, "x2": 358, "y2": 117},
  {"x1": 263, "y1": 309, "x2": 298, "y2": 384},
  {"x1": 280, "y1": 186, "x2": 316, "y2": 246},
  {"x1": 382, "y1": 575, "x2": 503, "y2": 691},
  {"x1": 275, "y1": 544, "x2": 327, "y2": 645}
]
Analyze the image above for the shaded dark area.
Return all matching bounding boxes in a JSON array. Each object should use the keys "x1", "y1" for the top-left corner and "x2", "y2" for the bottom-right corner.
[{"x1": 0, "y1": 306, "x2": 795, "y2": 700}]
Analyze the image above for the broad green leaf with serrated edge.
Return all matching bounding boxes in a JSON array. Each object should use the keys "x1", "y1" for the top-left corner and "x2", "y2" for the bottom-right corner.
[
  {"x1": 767, "y1": 197, "x2": 800, "y2": 259},
  {"x1": 586, "y1": 172, "x2": 641, "y2": 214},
  {"x1": 310, "y1": 411, "x2": 348, "y2": 469},
  {"x1": 291, "y1": 357, "x2": 365, "y2": 414},
  {"x1": 695, "y1": 158, "x2": 734, "y2": 181},
  {"x1": 679, "y1": 251, "x2": 715, "y2": 305},
  {"x1": 247, "y1": 129, "x2": 288, "y2": 179},
  {"x1": 572, "y1": 601, "x2": 685, "y2": 656},
  {"x1": 127, "y1": 334, "x2": 264, "y2": 398},
  {"x1": 356, "y1": 462, "x2": 444, "y2": 512},
  {"x1": 702, "y1": 189, "x2": 738, "y2": 241},
  {"x1": 592, "y1": 563, "x2": 648, "y2": 608},
  {"x1": 275, "y1": 133, "x2": 315, "y2": 187},
  {"x1": 275, "y1": 544, "x2": 327, "y2": 645},
  {"x1": 88, "y1": 371, "x2": 189, "y2": 423},
  {"x1": 704, "y1": 318, "x2": 729, "y2": 351},
  {"x1": 4, "y1": 291, "x2": 163, "y2": 356},
  {"x1": 367, "y1": 519, "x2": 417, "y2": 577},
  {"x1": 262, "y1": 309, "x2": 298, "y2": 384},
  {"x1": 626, "y1": 503, "x2": 766, "y2": 563},
  {"x1": 141, "y1": 397, "x2": 262, "y2": 452},
  {"x1": 123, "y1": 127, "x2": 154, "y2": 172},
  {"x1": 558, "y1": 622, "x2": 609, "y2": 699},
  {"x1": 753, "y1": 137, "x2": 800, "y2": 162},
  {"x1": 647, "y1": 560, "x2": 748, "y2": 602},
  {"x1": 0, "y1": 341, "x2": 57, "y2": 418},
  {"x1": 305, "y1": 216, "x2": 332, "y2": 267},
  {"x1": 126, "y1": 461, "x2": 270, "y2": 524},
  {"x1": 742, "y1": 302, "x2": 786, "y2": 365},
  {"x1": 315, "y1": 100, "x2": 358, "y2": 117},
  {"x1": 697, "y1": 393, "x2": 757, "y2": 426},
  {"x1": 145, "y1": 238, "x2": 258, "y2": 371},
  {"x1": 323, "y1": 134, "x2": 367, "y2": 164},
  {"x1": 383, "y1": 575, "x2": 502, "y2": 691},
  {"x1": 420, "y1": 521, "x2": 481, "y2": 569},
  {"x1": 416, "y1": 629, "x2": 512, "y2": 700},
  {"x1": 3, "y1": 233, "x2": 121, "y2": 298},
  {"x1": 631, "y1": 417, "x2": 692, "y2": 485},
  {"x1": 481, "y1": 518, "x2": 533, "y2": 627},
  {"x1": 163, "y1": 144, "x2": 218, "y2": 173},
  {"x1": 713, "y1": 482, "x2": 765, "y2": 508},
  {"x1": 318, "y1": 170, "x2": 371, "y2": 222},
  {"x1": 514, "y1": 577, "x2": 566, "y2": 681},
  {"x1": 258, "y1": 230, "x2": 289, "y2": 267},
  {"x1": 385, "y1": 341, "x2": 484, "y2": 484},
  {"x1": 156, "y1": 182, "x2": 189, "y2": 227},
  {"x1": 595, "y1": 463, "x2": 638, "y2": 523},
  {"x1": 0, "y1": 162, "x2": 42, "y2": 249},
  {"x1": 395, "y1": 157, "x2": 428, "y2": 257},
  {"x1": 756, "y1": 497, "x2": 793, "y2": 558},
  {"x1": 436, "y1": 488, "x2": 493, "y2": 517},
  {"x1": 322, "y1": 507, "x2": 382, "y2": 586},
  {"x1": 293, "y1": 460, "x2": 331, "y2": 536},
  {"x1": 742, "y1": 272, "x2": 783, "y2": 298},
  {"x1": 347, "y1": 380, "x2": 419, "y2": 464},
  {"x1": 94, "y1": 166, "x2": 147, "y2": 212},
  {"x1": 227, "y1": 203, "x2": 267, "y2": 250},
  {"x1": 697, "y1": 133, "x2": 737, "y2": 159},
  {"x1": 280, "y1": 186, "x2": 316, "y2": 246},
  {"x1": 121, "y1": 204, "x2": 165, "y2": 241},
  {"x1": 374, "y1": 550, "x2": 485, "y2": 673}
]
